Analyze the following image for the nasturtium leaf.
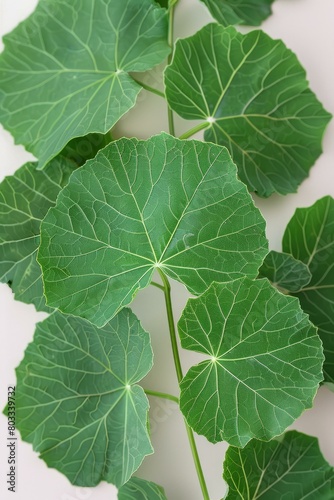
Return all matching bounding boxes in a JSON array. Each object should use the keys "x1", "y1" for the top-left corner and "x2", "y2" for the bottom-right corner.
[
  {"x1": 200, "y1": 0, "x2": 274, "y2": 26},
  {"x1": 0, "y1": 157, "x2": 75, "y2": 311},
  {"x1": 15, "y1": 309, "x2": 153, "y2": 487},
  {"x1": 223, "y1": 430, "x2": 334, "y2": 499},
  {"x1": 155, "y1": 0, "x2": 169, "y2": 8},
  {"x1": 283, "y1": 196, "x2": 334, "y2": 383},
  {"x1": 118, "y1": 477, "x2": 167, "y2": 500},
  {"x1": 165, "y1": 24, "x2": 331, "y2": 197},
  {"x1": 38, "y1": 133, "x2": 268, "y2": 327},
  {"x1": 258, "y1": 250, "x2": 311, "y2": 293},
  {"x1": 60, "y1": 133, "x2": 112, "y2": 167},
  {"x1": 178, "y1": 278, "x2": 323, "y2": 447},
  {"x1": 0, "y1": 0, "x2": 169, "y2": 169}
]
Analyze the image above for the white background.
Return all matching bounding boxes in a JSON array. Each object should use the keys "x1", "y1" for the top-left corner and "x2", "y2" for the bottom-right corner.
[{"x1": 1, "y1": 0, "x2": 334, "y2": 499}]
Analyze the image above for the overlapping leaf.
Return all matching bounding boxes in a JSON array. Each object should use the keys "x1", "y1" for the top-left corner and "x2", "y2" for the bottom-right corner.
[
  {"x1": 283, "y1": 196, "x2": 334, "y2": 383},
  {"x1": 15, "y1": 309, "x2": 153, "y2": 487},
  {"x1": 61, "y1": 132, "x2": 112, "y2": 167},
  {"x1": 38, "y1": 133, "x2": 268, "y2": 327},
  {"x1": 178, "y1": 278, "x2": 323, "y2": 447},
  {"x1": 200, "y1": 0, "x2": 274, "y2": 26},
  {"x1": 118, "y1": 477, "x2": 167, "y2": 500},
  {"x1": 0, "y1": 0, "x2": 169, "y2": 168},
  {"x1": 258, "y1": 250, "x2": 311, "y2": 293},
  {"x1": 165, "y1": 24, "x2": 331, "y2": 196},
  {"x1": 224, "y1": 431, "x2": 334, "y2": 499},
  {"x1": 0, "y1": 158, "x2": 75, "y2": 311}
]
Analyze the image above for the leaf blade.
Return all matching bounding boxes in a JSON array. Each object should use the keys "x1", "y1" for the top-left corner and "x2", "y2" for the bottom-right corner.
[
  {"x1": 118, "y1": 477, "x2": 167, "y2": 500},
  {"x1": 258, "y1": 250, "x2": 311, "y2": 293},
  {"x1": 179, "y1": 278, "x2": 323, "y2": 447},
  {"x1": 165, "y1": 24, "x2": 331, "y2": 196},
  {"x1": 224, "y1": 431, "x2": 334, "y2": 499},
  {"x1": 15, "y1": 309, "x2": 153, "y2": 487},
  {"x1": 282, "y1": 196, "x2": 334, "y2": 383},
  {"x1": 0, "y1": 158, "x2": 75, "y2": 311},
  {"x1": 200, "y1": 0, "x2": 274, "y2": 26},
  {"x1": 0, "y1": 0, "x2": 169, "y2": 168},
  {"x1": 38, "y1": 133, "x2": 268, "y2": 326}
]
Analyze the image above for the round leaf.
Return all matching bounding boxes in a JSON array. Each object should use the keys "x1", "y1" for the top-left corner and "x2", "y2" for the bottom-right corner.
[
  {"x1": 283, "y1": 196, "x2": 334, "y2": 383},
  {"x1": 178, "y1": 278, "x2": 323, "y2": 447},
  {"x1": 224, "y1": 431, "x2": 334, "y2": 499},
  {"x1": 15, "y1": 309, "x2": 153, "y2": 487},
  {"x1": 0, "y1": 0, "x2": 169, "y2": 168},
  {"x1": 200, "y1": 0, "x2": 274, "y2": 26},
  {"x1": 258, "y1": 250, "x2": 311, "y2": 293},
  {"x1": 118, "y1": 477, "x2": 167, "y2": 500},
  {"x1": 0, "y1": 158, "x2": 75, "y2": 311},
  {"x1": 38, "y1": 133, "x2": 268, "y2": 327},
  {"x1": 165, "y1": 24, "x2": 331, "y2": 197}
]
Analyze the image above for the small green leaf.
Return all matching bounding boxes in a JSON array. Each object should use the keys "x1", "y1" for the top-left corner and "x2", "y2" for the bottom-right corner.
[
  {"x1": 0, "y1": 158, "x2": 75, "y2": 311},
  {"x1": 200, "y1": 0, "x2": 274, "y2": 26},
  {"x1": 15, "y1": 309, "x2": 153, "y2": 487},
  {"x1": 283, "y1": 196, "x2": 334, "y2": 383},
  {"x1": 224, "y1": 431, "x2": 334, "y2": 499},
  {"x1": 118, "y1": 477, "x2": 167, "y2": 499},
  {"x1": 38, "y1": 133, "x2": 268, "y2": 327},
  {"x1": 60, "y1": 133, "x2": 112, "y2": 167},
  {"x1": 0, "y1": 0, "x2": 169, "y2": 168},
  {"x1": 258, "y1": 250, "x2": 311, "y2": 293},
  {"x1": 178, "y1": 278, "x2": 323, "y2": 447},
  {"x1": 165, "y1": 24, "x2": 331, "y2": 197}
]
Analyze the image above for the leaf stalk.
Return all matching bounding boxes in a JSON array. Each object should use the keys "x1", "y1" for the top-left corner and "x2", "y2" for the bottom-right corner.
[
  {"x1": 167, "y1": 2, "x2": 176, "y2": 136},
  {"x1": 157, "y1": 269, "x2": 210, "y2": 500},
  {"x1": 179, "y1": 121, "x2": 210, "y2": 140}
]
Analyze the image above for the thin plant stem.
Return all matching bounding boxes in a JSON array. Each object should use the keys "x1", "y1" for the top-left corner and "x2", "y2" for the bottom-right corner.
[
  {"x1": 167, "y1": 2, "x2": 176, "y2": 136},
  {"x1": 145, "y1": 389, "x2": 179, "y2": 405},
  {"x1": 131, "y1": 77, "x2": 165, "y2": 99},
  {"x1": 179, "y1": 121, "x2": 209, "y2": 140},
  {"x1": 151, "y1": 280, "x2": 165, "y2": 291},
  {"x1": 157, "y1": 268, "x2": 210, "y2": 500}
]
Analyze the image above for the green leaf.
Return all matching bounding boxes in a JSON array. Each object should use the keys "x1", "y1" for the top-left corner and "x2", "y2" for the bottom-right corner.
[
  {"x1": 60, "y1": 132, "x2": 112, "y2": 167},
  {"x1": 165, "y1": 24, "x2": 331, "y2": 197},
  {"x1": 223, "y1": 431, "x2": 334, "y2": 499},
  {"x1": 178, "y1": 278, "x2": 323, "y2": 447},
  {"x1": 0, "y1": 0, "x2": 169, "y2": 168},
  {"x1": 258, "y1": 250, "x2": 311, "y2": 293},
  {"x1": 282, "y1": 196, "x2": 334, "y2": 383},
  {"x1": 15, "y1": 309, "x2": 153, "y2": 487},
  {"x1": 38, "y1": 133, "x2": 268, "y2": 327},
  {"x1": 118, "y1": 477, "x2": 167, "y2": 500},
  {"x1": 200, "y1": 0, "x2": 274, "y2": 26},
  {"x1": 0, "y1": 158, "x2": 75, "y2": 311}
]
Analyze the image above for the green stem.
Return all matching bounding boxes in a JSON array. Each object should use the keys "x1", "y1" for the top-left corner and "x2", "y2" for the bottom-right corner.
[
  {"x1": 157, "y1": 268, "x2": 210, "y2": 500},
  {"x1": 157, "y1": 269, "x2": 183, "y2": 383},
  {"x1": 131, "y1": 78, "x2": 165, "y2": 99},
  {"x1": 151, "y1": 280, "x2": 165, "y2": 291},
  {"x1": 145, "y1": 389, "x2": 179, "y2": 404},
  {"x1": 179, "y1": 121, "x2": 209, "y2": 140},
  {"x1": 167, "y1": 2, "x2": 176, "y2": 136}
]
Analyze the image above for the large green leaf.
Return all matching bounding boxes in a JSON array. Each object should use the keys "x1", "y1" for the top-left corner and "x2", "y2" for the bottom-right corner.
[
  {"x1": 165, "y1": 24, "x2": 331, "y2": 197},
  {"x1": 258, "y1": 250, "x2": 311, "y2": 293},
  {"x1": 0, "y1": 158, "x2": 75, "y2": 311},
  {"x1": 60, "y1": 132, "x2": 112, "y2": 167},
  {"x1": 118, "y1": 477, "x2": 167, "y2": 500},
  {"x1": 283, "y1": 196, "x2": 334, "y2": 383},
  {"x1": 200, "y1": 0, "x2": 274, "y2": 26},
  {"x1": 0, "y1": 0, "x2": 169, "y2": 168},
  {"x1": 178, "y1": 278, "x2": 323, "y2": 447},
  {"x1": 223, "y1": 431, "x2": 334, "y2": 499},
  {"x1": 15, "y1": 309, "x2": 153, "y2": 487},
  {"x1": 38, "y1": 133, "x2": 268, "y2": 327}
]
